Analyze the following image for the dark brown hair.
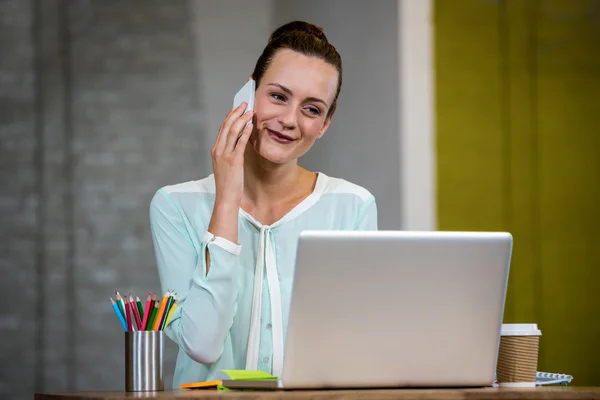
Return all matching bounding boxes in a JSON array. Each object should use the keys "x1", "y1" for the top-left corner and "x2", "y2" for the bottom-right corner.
[{"x1": 251, "y1": 21, "x2": 343, "y2": 118}]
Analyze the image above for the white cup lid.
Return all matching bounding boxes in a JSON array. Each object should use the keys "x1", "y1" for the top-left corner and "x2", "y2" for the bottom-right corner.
[{"x1": 501, "y1": 323, "x2": 542, "y2": 336}]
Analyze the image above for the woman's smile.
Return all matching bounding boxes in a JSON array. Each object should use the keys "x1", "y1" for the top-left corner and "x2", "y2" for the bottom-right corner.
[{"x1": 266, "y1": 128, "x2": 296, "y2": 144}]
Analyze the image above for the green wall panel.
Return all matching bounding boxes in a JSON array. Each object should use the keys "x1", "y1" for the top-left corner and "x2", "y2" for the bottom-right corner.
[{"x1": 435, "y1": 0, "x2": 600, "y2": 385}]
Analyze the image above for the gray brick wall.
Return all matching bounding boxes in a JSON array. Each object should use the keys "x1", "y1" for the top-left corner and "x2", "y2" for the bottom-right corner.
[
  {"x1": 0, "y1": 0, "x2": 37, "y2": 398},
  {"x1": 1, "y1": 0, "x2": 207, "y2": 397},
  {"x1": 38, "y1": 0, "x2": 70, "y2": 391},
  {"x1": 68, "y1": 0, "x2": 204, "y2": 391}
]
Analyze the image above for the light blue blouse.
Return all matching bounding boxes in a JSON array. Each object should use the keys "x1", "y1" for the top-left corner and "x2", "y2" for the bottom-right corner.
[{"x1": 149, "y1": 172, "x2": 378, "y2": 387}]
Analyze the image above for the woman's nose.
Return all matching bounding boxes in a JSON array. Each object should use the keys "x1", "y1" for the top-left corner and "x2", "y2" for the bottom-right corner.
[{"x1": 278, "y1": 106, "x2": 297, "y2": 130}]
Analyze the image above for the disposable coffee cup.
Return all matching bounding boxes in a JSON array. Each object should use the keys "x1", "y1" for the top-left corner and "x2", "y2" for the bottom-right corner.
[{"x1": 496, "y1": 324, "x2": 541, "y2": 388}]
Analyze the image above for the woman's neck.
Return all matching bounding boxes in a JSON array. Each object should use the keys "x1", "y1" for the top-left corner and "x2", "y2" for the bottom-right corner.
[
  {"x1": 243, "y1": 149, "x2": 304, "y2": 206},
  {"x1": 241, "y1": 147, "x2": 318, "y2": 225}
]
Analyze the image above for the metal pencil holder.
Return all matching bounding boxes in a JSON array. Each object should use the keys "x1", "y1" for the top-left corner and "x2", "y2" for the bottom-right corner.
[{"x1": 125, "y1": 331, "x2": 164, "y2": 392}]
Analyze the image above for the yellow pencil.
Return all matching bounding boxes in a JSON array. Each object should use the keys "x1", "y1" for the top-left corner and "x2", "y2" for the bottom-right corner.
[
  {"x1": 152, "y1": 291, "x2": 170, "y2": 330},
  {"x1": 165, "y1": 298, "x2": 178, "y2": 327}
]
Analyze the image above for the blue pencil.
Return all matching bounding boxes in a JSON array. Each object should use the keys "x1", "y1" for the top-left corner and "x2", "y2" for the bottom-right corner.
[{"x1": 110, "y1": 298, "x2": 128, "y2": 331}]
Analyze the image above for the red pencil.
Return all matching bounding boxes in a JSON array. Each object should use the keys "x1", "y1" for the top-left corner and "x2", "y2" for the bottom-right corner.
[
  {"x1": 130, "y1": 295, "x2": 142, "y2": 329},
  {"x1": 150, "y1": 292, "x2": 156, "y2": 313},
  {"x1": 124, "y1": 295, "x2": 133, "y2": 331},
  {"x1": 129, "y1": 295, "x2": 142, "y2": 330},
  {"x1": 141, "y1": 292, "x2": 152, "y2": 330}
]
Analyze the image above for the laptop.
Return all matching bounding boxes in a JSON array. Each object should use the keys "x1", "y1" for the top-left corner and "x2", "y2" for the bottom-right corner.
[{"x1": 222, "y1": 230, "x2": 512, "y2": 390}]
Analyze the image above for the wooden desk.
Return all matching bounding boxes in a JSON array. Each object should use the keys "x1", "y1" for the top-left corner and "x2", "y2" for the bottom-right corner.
[{"x1": 34, "y1": 387, "x2": 600, "y2": 400}]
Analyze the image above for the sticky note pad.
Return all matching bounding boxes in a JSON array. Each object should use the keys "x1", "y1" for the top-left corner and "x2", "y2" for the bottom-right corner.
[
  {"x1": 180, "y1": 380, "x2": 222, "y2": 389},
  {"x1": 220, "y1": 370, "x2": 277, "y2": 380},
  {"x1": 181, "y1": 370, "x2": 277, "y2": 390}
]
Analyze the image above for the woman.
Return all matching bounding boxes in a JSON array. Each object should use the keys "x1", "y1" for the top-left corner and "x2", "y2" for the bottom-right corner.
[{"x1": 150, "y1": 21, "x2": 378, "y2": 387}]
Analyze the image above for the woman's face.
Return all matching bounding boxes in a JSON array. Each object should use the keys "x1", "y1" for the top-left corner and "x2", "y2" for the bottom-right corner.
[{"x1": 250, "y1": 49, "x2": 339, "y2": 165}]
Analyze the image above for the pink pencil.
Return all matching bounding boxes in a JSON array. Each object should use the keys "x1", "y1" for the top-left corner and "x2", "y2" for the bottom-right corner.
[
  {"x1": 129, "y1": 295, "x2": 142, "y2": 330},
  {"x1": 141, "y1": 293, "x2": 152, "y2": 330}
]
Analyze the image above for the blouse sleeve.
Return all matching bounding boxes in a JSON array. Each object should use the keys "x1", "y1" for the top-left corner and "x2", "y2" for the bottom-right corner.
[{"x1": 149, "y1": 189, "x2": 240, "y2": 364}]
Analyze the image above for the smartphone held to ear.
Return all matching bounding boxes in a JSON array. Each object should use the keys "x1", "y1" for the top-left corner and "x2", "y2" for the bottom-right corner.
[
  {"x1": 232, "y1": 79, "x2": 255, "y2": 142},
  {"x1": 233, "y1": 79, "x2": 255, "y2": 111}
]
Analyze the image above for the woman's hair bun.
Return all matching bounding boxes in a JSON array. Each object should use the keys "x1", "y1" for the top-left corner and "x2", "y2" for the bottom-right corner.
[{"x1": 269, "y1": 21, "x2": 328, "y2": 43}]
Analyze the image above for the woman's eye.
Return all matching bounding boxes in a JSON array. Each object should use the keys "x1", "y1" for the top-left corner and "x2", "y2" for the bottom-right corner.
[
  {"x1": 271, "y1": 93, "x2": 285, "y2": 102},
  {"x1": 306, "y1": 107, "x2": 321, "y2": 116}
]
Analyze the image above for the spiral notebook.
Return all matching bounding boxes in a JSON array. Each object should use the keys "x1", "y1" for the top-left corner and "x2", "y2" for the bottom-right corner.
[
  {"x1": 492, "y1": 371, "x2": 573, "y2": 387},
  {"x1": 535, "y1": 372, "x2": 573, "y2": 385}
]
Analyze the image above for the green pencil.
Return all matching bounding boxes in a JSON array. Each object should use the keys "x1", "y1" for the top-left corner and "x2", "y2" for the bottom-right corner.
[
  {"x1": 147, "y1": 301, "x2": 159, "y2": 331},
  {"x1": 135, "y1": 297, "x2": 144, "y2": 320}
]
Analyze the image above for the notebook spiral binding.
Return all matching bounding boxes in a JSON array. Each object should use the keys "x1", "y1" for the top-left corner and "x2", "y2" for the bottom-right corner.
[
  {"x1": 535, "y1": 372, "x2": 573, "y2": 385},
  {"x1": 493, "y1": 371, "x2": 573, "y2": 387}
]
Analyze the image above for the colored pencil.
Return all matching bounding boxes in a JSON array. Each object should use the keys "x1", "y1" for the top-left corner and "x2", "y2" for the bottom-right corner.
[
  {"x1": 164, "y1": 298, "x2": 178, "y2": 328},
  {"x1": 124, "y1": 295, "x2": 133, "y2": 331},
  {"x1": 158, "y1": 294, "x2": 175, "y2": 330},
  {"x1": 109, "y1": 290, "x2": 180, "y2": 332},
  {"x1": 157, "y1": 293, "x2": 172, "y2": 330},
  {"x1": 114, "y1": 291, "x2": 126, "y2": 319},
  {"x1": 110, "y1": 298, "x2": 128, "y2": 331},
  {"x1": 147, "y1": 301, "x2": 159, "y2": 331},
  {"x1": 140, "y1": 293, "x2": 152, "y2": 330},
  {"x1": 152, "y1": 291, "x2": 170, "y2": 331},
  {"x1": 129, "y1": 295, "x2": 141, "y2": 330},
  {"x1": 129, "y1": 295, "x2": 142, "y2": 330},
  {"x1": 136, "y1": 296, "x2": 144, "y2": 320},
  {"x1": 150, "y1": 292, "x2": 156, "y2": 312}
]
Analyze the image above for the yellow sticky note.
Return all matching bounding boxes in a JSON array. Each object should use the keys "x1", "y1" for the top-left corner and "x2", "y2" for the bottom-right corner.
[{"x1": 220, "y1": 369, "x2": 278, "y2": 380}]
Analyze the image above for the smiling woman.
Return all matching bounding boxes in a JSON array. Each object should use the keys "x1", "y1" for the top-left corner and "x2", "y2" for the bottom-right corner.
[
  {"x1": 240, "y1": 22, "x2": 346, "y2": 223},
  {"x1": 148, "y1": 21, "x2": 378, "y2": 387},
  {"x1": 249, "y1": 49, "x2": 338, "y2": 165}
]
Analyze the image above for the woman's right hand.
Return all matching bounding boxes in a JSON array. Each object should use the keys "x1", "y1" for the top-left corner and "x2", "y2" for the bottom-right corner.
[{"x1": 207, "y1": 102, "x2": 254, "y2": 246}]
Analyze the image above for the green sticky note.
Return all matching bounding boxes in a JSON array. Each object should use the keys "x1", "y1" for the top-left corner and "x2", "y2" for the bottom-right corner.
[{"x1": 220, "y1": 369, "x2": 278, "y2": 380}]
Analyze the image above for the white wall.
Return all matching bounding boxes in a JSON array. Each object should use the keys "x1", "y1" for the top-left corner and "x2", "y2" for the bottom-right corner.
[{"x1": 398, "y1": 0, "x2": 436, "y2": 230}]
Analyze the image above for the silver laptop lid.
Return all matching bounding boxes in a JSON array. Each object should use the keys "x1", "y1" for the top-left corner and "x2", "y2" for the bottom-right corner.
[{"x1": 281, "y1": 231, "x2": 512, "y2": 389}]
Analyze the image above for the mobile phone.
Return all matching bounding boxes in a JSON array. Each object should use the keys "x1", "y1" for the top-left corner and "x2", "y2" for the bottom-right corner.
[
  {"x1": 233, "y1": 79, "x2": 255, "y2": 111},
  {"x1": 233, "y1": 79, "x2": 255, "y2": 141}
]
